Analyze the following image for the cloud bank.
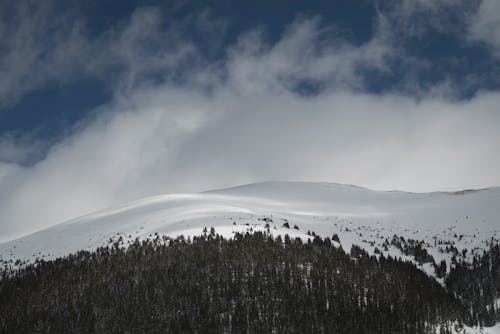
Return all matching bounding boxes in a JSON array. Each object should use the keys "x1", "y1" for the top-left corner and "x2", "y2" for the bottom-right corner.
[{"x1": 0, "y1": 2, "x2": 499, "y2": 240}]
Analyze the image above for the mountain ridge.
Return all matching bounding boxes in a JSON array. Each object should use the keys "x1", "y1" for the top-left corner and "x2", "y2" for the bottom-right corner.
[{"x1": 1, "y1": 181, "x2": 499, "y2": 274}]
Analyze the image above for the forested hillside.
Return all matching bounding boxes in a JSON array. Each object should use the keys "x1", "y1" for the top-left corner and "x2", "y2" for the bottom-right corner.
[
  {"x1": 447, "y1": 244, "x2": 500, "y2": 327},
  {"x1": 2, "y1": 230, "x2": 488, "y2": 334}
]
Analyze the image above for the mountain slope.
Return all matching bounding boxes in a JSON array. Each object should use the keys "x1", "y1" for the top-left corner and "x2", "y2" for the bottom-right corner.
[{"x1": 1, "y1": 181, "x2": 499, "y2": 271}]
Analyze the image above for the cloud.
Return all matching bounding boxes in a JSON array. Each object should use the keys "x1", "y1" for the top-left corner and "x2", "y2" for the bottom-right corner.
[
  {"x1": 377, "y1": 0, "x2": 500, "y2": 60},
  {"x1": 2, "y1": 85, "x2": 500, "y2": 240},
  {"x1": 375, "y1": 0, "x2": 474, "y2": 37},
  {"x1": 1, "y1": 4, "x2": 500, "y2": 241},
  {"x1": 469, "y1": 0, "x2": 500, "y2": 57},
  {"x1": 224, "y1": 16, "x2": 393, "y2": 95},
  {"x1": 0, "y1": 133, "x2": 47, "y2": 165},
  {"x1": 0, "y1": 1, "x2": 91, "y2": 109},
  {"x1": 0, "y1": 2, "x2": 226, "y2": 110}
]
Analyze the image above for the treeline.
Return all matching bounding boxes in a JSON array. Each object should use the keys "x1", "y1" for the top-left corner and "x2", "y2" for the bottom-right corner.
[
  {"x1": 380, "y1": 235, "x2": 449, "y2": 279},
  {"x1": 446, "y1": 243, "x2": 500, "y2": 327},
  {"x1": 0, "y1": 231, "x2": 466, "y2": 333}
]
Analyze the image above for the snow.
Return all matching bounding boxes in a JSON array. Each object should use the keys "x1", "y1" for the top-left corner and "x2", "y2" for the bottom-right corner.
[
  {"x1": 450, "y1": 323, "x2": 500, "y2": 334},
  {"x1": 1, "y1": 181, "x2": 499, "y2": 271}
]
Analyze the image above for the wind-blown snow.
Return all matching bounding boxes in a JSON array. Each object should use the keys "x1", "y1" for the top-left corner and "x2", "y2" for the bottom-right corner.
[{"x1": 1, "y1": 181, "x2": 499, "y2": 270}]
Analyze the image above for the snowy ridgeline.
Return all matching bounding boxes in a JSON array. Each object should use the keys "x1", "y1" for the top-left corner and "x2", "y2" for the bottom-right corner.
[{"x1": 1, "y1": 181, "x2": 499, "y2": 275}]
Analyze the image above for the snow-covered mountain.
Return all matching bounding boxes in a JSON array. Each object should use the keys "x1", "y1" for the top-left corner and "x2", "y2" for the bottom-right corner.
[
  {"x1": 2, "y1": 181, "x2": 500, "y2": 333},
  {"x1": 1, "y1": 181, "x2": 499, "y2": 271}
]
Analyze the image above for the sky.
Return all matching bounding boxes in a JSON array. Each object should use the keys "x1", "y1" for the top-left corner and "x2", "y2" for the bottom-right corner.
[{"x1": 1, "y1": 0, "x2": 500, "y2": 240}]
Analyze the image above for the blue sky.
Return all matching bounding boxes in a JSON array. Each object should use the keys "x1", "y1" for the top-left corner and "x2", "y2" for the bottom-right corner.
[{"x1": 1, "y1": 0, "x2": 500, "y2": 239}]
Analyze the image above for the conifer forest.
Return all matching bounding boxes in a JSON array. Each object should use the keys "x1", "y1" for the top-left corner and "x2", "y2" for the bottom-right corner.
[{"x1": 1, "y1": 231, "x2": 499, "y2": 333}]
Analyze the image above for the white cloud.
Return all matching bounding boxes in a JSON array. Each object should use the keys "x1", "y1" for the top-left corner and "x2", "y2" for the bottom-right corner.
[{"x1": 224, "y1": 16, "x2": 393, "y2": 95}]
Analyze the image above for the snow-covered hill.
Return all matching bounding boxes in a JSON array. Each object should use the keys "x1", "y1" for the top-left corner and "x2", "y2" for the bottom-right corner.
[
  {"x1": 2, "y1": 181, "x2": 500, "y2": 332},
  {"x1": 1, "y1": 181, "x2": 499, "y2": 270}
]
